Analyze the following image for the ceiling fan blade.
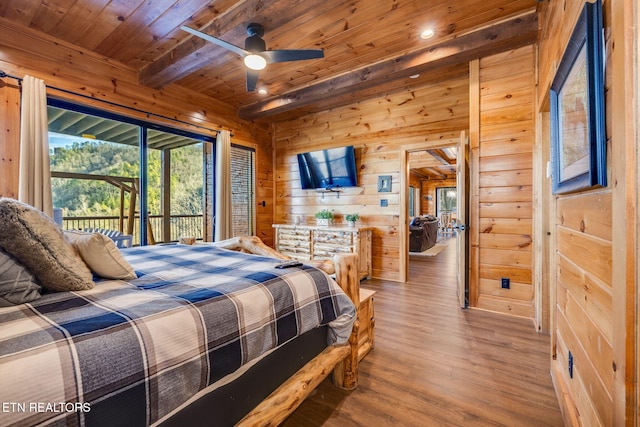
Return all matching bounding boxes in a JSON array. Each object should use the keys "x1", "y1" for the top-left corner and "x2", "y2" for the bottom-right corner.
[
  {"x1": 262, "y1": 49, "x2": 324, "y2": 63},
  {"x1": 246, "y1": 69, "x2": 259, "y2": 92},
  {"x1": 180, "y1": 26, "x2": 249, "y2": 58}
]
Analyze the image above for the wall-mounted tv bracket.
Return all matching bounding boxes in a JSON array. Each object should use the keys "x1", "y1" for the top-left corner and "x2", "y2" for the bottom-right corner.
[{"x1": 317, "y1": 188, "x2": 341, "y2": 199}]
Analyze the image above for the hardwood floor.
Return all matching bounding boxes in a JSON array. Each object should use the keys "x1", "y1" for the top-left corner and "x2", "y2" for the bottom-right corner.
[{"x1": 283, "y1": 236, "x2": 564, "y2": 426}]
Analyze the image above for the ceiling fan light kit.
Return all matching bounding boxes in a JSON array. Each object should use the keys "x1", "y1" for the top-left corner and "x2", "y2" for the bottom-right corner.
[
  {"x1": 181, "y1": 23, "x2": 324, "y2": 92},
  {"x1": 244, "y1": 55, "x2": 267, "y2": 70}
]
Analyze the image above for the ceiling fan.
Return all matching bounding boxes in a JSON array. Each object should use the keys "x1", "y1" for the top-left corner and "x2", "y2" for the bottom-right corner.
[{"x1": 181, "y1": 23, "x2": 324, "y2": 92}]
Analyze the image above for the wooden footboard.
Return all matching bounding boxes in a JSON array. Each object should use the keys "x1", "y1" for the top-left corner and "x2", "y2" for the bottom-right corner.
[
  {"x1": 211, "y1": 237, "x2": 360, "y2": 426},
  {"x1": 236, "y1": 345, "x2": 351, "y2": 426}
]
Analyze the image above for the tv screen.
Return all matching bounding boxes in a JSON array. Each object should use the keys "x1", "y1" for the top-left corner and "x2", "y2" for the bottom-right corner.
[{"x1": 297, "y1": 146, "x2": 358, "y2": 190}]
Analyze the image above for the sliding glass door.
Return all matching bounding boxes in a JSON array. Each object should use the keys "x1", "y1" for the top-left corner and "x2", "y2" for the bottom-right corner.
[{"x1": 48, "y1": 100, "x2": 214, "y2": 245}]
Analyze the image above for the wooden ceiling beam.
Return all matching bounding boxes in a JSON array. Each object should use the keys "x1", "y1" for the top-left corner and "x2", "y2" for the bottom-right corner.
[
  {"x1": 425, "y1": 168, "x2": 447, "y2": 180},
  {"x1": 238, "y1": 11, "x2": 537, "y2": 120},
  {"x1": 427, "y1": 149, "x2": 456, "y2": 165},
  {"x1": 410, "y1": 170, "x2": 432, "y2": 181}
]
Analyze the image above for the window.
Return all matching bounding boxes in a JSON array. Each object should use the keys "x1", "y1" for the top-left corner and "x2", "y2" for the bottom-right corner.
[
  {"x1": 436, "y1": 186, "x2": 457, "y2": 217},
  {"x1": 409, "y1": 186, "x2": 415, "y2": 217},
  {"x1": 48, "y1": 100, "x2": 214, "y2": 245},
  {"x1": 230, "y1": 145, "x2": 255, "y2": 236}
]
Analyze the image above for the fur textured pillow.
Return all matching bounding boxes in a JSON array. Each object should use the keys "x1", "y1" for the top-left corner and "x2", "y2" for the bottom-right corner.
[
  {"x1": 0, "y1": 248, "x2": 42, "y2": 306},
  {"x1": 64, "y1": 231, "x2": 137, "y2": 280},
  {"x1": 0, "y1": 198, "x2": 94, "y2": 291}
]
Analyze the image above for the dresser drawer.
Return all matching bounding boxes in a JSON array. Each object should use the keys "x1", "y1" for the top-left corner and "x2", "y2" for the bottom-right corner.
[
  {"x1": 312, "y1": 245, "x2": 352, "y2": 260},
  {"x1": 313, "y1": 230, "x2": 354, "y2": 246},
  {"x1": 273, "y1": 224, "x2": 372, "y2": 280}
]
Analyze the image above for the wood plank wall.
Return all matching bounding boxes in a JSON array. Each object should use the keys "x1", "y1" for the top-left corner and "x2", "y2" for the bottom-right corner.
[
  {"x1": 0, "y1": 78, "x2": 20, "y2": 199},
  {"x1": 0, "y1": 20, "x2": 274, "y2": 246},
  {"x1": 538, "y1": 0, "x2": 616, "y2": 424},
  {"x1": 473, "y1": 45, "x2": 536, "y2": 318},
  {"x1": 272, "y1": 75, "x2": 470, "y2": 281}
]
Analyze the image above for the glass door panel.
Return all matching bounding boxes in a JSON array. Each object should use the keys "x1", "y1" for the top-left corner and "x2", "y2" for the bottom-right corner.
[
  {"x1": 48, "y1": 106, "x2": 141, "y2": 244},
  {"x1": 147, "y1": 129, "x2": 204, "y2": 243}
]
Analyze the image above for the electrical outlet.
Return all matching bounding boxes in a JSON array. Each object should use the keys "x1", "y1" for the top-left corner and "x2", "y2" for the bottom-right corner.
[
  {"x1": 380, "y1": 199, "x2": 388, "y2": 207},
  {"x1": 501, "y1": 277, "x2": 510, "y2": 289},
  {"x1": 568, "y1": 351, "x2": 574, "y2": 378}
]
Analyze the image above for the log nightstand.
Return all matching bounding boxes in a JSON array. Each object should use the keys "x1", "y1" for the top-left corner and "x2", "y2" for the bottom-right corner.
[{"x1": 358, "y1": 288, "x2": 376, "y2": 361}]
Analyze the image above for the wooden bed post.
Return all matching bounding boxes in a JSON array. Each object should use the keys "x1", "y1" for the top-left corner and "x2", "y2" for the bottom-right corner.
[{"x1": 333, "y1": 253, "x2": 359, "y2": 390}]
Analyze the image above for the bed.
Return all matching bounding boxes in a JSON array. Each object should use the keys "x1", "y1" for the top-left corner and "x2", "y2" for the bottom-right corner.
[{"x1": 0, "y1": 199, "x2": 360, "y2": 427}]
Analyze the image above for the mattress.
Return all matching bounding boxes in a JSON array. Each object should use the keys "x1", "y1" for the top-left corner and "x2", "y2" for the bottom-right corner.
[{"x1": 0, "y1": 244, "x2": 356, "y2": 426}]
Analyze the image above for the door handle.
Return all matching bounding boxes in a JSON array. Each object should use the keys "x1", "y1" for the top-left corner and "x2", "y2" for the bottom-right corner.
[{"x1": 453, "y1": 224, "x2": 466, "y2": 231}]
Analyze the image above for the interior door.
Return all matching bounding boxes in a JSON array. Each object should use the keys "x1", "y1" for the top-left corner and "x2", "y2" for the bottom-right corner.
[{"x1": 456, "y1": 131, "x2": 469, "y2": 308}]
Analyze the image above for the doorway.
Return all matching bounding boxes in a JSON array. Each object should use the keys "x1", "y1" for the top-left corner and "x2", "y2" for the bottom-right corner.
[
  {"x1": 399, "y1": 133, "x2": 469, "y2": 306},
  {"x1": 405, "y1": 144, "x2": 457, "y2": 282}
]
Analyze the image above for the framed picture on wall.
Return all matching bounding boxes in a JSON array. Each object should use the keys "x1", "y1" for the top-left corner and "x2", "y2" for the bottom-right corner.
[
  {"x1": 550, "y1": 0, "x2": 606, "y2": 194},
  {"x1": 377, "y1": 175, "x2": 392, "y2": 192}
]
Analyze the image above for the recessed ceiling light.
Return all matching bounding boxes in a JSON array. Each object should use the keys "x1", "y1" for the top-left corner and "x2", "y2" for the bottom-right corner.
[
  {"x1": 420, "y1": 28, "x2": 435, "y2": 40},
  {"x1": 258, "y1": 88, "x2": 268, "y2": 95},
  {"x1": 410, "y1": 74, "x2": 420, "y2": 79}
]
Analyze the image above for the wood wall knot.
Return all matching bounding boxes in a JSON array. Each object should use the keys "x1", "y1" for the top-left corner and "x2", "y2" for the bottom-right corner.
[
  {"x1": 518, "y1": 235, "x2": 532, "y2": 248},
  {"x1": 579, "y1": 219, "x2": 586, "y2": 233}
]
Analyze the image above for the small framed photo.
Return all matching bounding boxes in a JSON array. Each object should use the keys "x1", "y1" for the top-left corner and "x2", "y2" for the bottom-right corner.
[
  {"x1": 550, "y1": 0, "x2": 606, "y2": 194},
  {"x1": 377, "y1": 175, "x2": 392, "y2": 192}
]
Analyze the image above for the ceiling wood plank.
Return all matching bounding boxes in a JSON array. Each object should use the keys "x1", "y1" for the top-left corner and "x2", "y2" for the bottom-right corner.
[
  {"x1": 46, "y1": 0, "x2": 112, "y2": 44},
  {"x1": 238, "y1": 12, "x2": 537, "y2": 120},
  {"x1": 79, "y1": 0, "x2": 146, "y2": 51},
  {"x1": 139, "y1": 0, "x2": 332, "y2": 89},
  {"x1": 107, "y1": 0, "x2": 219, "y2": 65},
  {"x1": 0, "y1": 0, "x2": 40, "y2": 27}
]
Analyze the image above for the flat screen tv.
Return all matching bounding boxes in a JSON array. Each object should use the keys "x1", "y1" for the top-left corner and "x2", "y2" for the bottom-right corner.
[{"x1": 297, "y1": 146, "x2": 358, "y2": 190}]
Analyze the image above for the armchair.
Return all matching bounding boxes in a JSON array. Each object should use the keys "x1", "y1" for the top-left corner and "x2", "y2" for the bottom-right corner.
[{"x1": 409, "y1": 216, "x2": 438, "y2": 252}]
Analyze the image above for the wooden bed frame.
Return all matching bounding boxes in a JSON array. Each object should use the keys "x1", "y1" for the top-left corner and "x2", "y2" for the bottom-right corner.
[{"x1": 207, "y1": 236, "x2": 360, "y2": 426}]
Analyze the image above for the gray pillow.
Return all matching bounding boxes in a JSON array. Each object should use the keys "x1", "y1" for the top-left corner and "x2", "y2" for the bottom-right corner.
[
  {"x1": 0, "y1": 198, "x2": 94, "y2": 292},
  {"x1": 0, "y1": 248, "x2": 42, "y2": 306}
]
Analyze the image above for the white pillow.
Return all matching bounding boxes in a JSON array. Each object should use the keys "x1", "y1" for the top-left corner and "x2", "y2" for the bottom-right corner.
[{"x1": 64, "y1": 231, "x2": 137, "y2": 280}]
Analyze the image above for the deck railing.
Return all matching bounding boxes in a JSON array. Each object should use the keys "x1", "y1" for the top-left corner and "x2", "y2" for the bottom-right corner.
[{"x1": 62, "y1": 214, "x2": 203, "y2": 246}]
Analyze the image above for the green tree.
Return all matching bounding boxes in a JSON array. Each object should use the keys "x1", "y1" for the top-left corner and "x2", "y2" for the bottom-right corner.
[{"x1": 51, "y1": 140, "x2": 204, "y2": 218}]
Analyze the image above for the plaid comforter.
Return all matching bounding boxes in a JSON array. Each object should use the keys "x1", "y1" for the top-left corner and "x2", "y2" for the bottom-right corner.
[{"x1": 0, "y1": 245, "x2": 356, "y2": 426}]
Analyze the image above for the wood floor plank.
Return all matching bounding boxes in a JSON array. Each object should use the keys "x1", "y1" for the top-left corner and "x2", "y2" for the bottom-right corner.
[{"x1": 283, "y1": 235, "x2": 563, "y2": 426}]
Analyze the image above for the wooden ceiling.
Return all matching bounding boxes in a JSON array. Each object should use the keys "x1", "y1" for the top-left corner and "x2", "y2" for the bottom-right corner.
[
  {"x1": 409, "y1": 147, "x2": 457, "y2": 180},
  {"x1": 0, "y1": 0, "x2": 538, "y2": 122}
]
